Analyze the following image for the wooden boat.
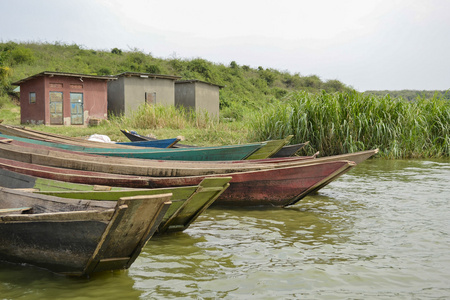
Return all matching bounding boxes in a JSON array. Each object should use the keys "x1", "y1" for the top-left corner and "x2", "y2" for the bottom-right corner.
[
  {"x1": 0, "y1": 124, "x2": 303, "y2": 160},
  {"x1": 121, "y1": 129, "x2": 196, "y2": 148},
  {"x1": 271, "y1": 142, "x2": 308, "y2": 157},
  {"x1": 0, "y1": 133, "x2": 265, "y2": 161},
  {"x1": 0, "y1": 136, "x2": 277, "y2": 176},
  {"x1": 0, "y1": 155, "x2": 356, "y2": 207},
  {"x1": 245, "y1": 135, "x2": 293, "y2": 160},
  {"x1": 0, "y1": 136, "x2": 377, "y2": 175},
  {"x1": 121, "y1": 129, "x2": 307, "y2": 157},
  {"x1": 0, "y1": 187, "x2": 172, "y2": 276},
  {"x1": 0, "y1": 125, "x2": 294, "y2": 161},
  {"x1": 0, "y1": 168, "x2": 231, "y2": 233},
  {"x1": 116, "y1": 138, "x2": 180, "y2": 148},
  {"x1": 38, "y1": 177, "x2": 231, "y2": 234}
]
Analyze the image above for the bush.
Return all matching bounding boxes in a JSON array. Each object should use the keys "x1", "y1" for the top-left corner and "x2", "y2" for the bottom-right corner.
[
  {"x1": 10, "y1": 46, "x2": 35, "y2": 65},
  {"x1": 97, "y1": 67, "x2": 112, "y2": 75},
  {"x1": 145, "y1": 64, "x2": 161, "y2": 74},
  {"x1": 111, "y1": 48, "x2": 122, "y2": 55}
]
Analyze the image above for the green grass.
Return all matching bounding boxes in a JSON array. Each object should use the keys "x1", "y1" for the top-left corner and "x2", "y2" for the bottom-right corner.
[
  {"x1": 0, "y1": 103, "x2": 251, "y2": 146},
  {"x1": 250, "y1": 90, "x2": 450, "y2": 158},
  {"x1": 0, "y1": 97, "x2": 20, "y2": 124}
]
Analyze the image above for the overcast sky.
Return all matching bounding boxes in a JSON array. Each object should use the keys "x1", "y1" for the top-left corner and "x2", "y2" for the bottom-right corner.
[{"x1": 1, "y1": 0, "x2": 449, "y2": 91}]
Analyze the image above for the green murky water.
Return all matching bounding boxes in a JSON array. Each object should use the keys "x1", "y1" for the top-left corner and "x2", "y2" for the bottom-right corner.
[{"x1": 1, "y1": 159, "x2": 449, "y2": 299}]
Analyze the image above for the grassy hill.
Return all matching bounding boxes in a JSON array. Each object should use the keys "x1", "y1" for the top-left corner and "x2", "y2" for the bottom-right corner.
[{"x1": 0, "y1": 41, "x2": 351, "y2": 120}]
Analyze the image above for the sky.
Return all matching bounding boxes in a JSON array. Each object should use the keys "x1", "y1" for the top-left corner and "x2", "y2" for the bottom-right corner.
[{"x1": 1, "y1": 0, "x2": 449, "y2": 91}]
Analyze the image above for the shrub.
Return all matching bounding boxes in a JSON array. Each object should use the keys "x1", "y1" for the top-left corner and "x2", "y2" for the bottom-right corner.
[
  {"x1": 97, "y1": 67, "x2": 112, "y2": 75},
  {"x1": 10, "y1": 46, "x2": 35, "y2": 65},
  {"x1": 145, "y1": 64, "x2": 161, "y2": 74},
  {"x1": 111, "y1": 48, "x2": 122, "y2": 55}
]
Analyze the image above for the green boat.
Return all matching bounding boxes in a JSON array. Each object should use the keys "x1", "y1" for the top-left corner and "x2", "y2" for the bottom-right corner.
[
  {"x1": 0, "y1": 168, "x2": 231, "y2": 234},
  {"x1": 0, "y1": 133, "x2": 265, "y2": 161},
  {"x1": 245, "y1": 135, "x2": 293, "y2": 160}
]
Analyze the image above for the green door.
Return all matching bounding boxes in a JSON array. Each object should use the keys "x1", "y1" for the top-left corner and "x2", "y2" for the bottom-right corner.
[
  {"x1": 49, "y1": 92, "x2": 63, "y2": 125},
  {"x1": 70, "y1": 93, "x2": 83, "y2": 125}
]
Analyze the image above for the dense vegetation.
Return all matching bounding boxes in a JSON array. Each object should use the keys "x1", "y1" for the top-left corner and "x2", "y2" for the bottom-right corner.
[
  {"x1": 251, "y1": 91, "x2": 450, "y2": 158},
  {"x1": 0, "y1": 41, "x2": 449, "y2": 158}
]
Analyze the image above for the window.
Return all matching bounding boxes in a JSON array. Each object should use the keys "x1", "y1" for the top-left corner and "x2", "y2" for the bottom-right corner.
[
  {"x1": 29, "y1": 92, "x2": 36, "y2": 104},
  {"x1": 145, "y1": 92, "x2": 156, "y2": 104}
]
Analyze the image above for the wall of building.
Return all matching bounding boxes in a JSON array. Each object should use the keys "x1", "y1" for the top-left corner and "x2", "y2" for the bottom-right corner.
[
  {"x1": 19, "y1": 75, "x2": 108, "y2": 125},
  {"x1": 123, "y1": 76, "x2": 176, "y2": 116},
  {"x1": 19, "y1": 77, "x2": 46, "y2": 125},
  {"x1": 174, "y1": 83, "x2": 196, "y2": 110},
  {"x1": 195, "y1": 82, "x2": 220, "y2": 118},
  {"x1": 107, "y1": 77, "x2": 125, "y2": 116},
  {"x1": 175, "y1": 81, "x2": 220, "y2": 118},
  {"x1": 108, "y1": 76, "x2": 177, "y2": 116}
]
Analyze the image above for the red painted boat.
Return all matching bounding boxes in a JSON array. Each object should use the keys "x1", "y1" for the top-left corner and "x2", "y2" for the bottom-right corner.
[{"x1": 0, "y1": 157, "x2": 355, "y2": 207}]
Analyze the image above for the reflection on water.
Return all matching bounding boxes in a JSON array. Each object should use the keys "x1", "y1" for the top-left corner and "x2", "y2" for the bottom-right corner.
[
  {"x1": 0, "y1": 261, "x2": 141, "y2": 299},
  {"x1": 1, "y1": 159, "x2": 449, "y2": 299}
]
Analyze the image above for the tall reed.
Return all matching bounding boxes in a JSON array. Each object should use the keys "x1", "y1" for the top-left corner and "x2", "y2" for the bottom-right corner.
[{"x1": 249, "y1": 90, "x2": 450, "y2": 158}]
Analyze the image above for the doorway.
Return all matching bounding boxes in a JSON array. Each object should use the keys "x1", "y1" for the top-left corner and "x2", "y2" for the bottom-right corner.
[
  {"x1": 49, "y1": 92, "x2": 63, "y2": 125},
  {"x1": 70, "y1": 93, "x2": 83, "y2": 125}
]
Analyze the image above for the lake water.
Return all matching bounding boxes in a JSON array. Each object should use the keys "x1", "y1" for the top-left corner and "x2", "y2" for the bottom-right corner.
[{"x1": 1, "y1": 159, "x2": 449, "y2": 299}]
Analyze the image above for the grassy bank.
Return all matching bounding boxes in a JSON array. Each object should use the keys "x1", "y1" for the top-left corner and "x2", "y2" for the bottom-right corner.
[
  {"x1": 250, "y1": 91, "x2": 450, "y2": 158},
  {"x1": 1, "y1": 103, "x2": 251, "y2": 147}
]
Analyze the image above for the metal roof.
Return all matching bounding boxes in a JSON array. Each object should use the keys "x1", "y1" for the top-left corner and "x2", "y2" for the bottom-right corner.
[
  {"x1": 12, "y1": 71, "x2": 116, "y2": 85},
  {"x1": 116, "y1": 72, "x2": 181, "y2": 80},
  {"x1": 175, "y1": 79, "x2": 224, "y2": 88}
]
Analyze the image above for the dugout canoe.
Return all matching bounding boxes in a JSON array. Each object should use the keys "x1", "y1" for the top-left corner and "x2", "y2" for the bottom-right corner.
[
  {"x1": 0, "y1": 137, "x2": 277, "y2": 176},
  {"x1": 121, "y1": 129, "x2": 196, "y2": 148},
  {"x1": 271, "y1": 142, "x2": 309, "y2": 157},
  {"x1": 0, "y1": 155, "x2": 356, "y2": 207},
  {"x1": 0, "y1": 136, "x2": 377, "y2": 174},
  {"x1": 245, "y1": 135, "x2": 293, "y2": 160},
  {"x1": 121, "y1": 129, "x2": 307, "y2": 157},
  {"x1": 37, "y1": 177, "x2": 230, "y2": 234},
  {"x1": 0, "y1": 187, "x2": 171, "y2": 276},
  {"x1": 0, "y1": 133, "x2": 265, "y2": 161},
  {"x1": 0, "y1": 168, "x2": 231, "y2": 234},
  {"x1": 0, "y1": 125, "x2": 291, "y2": 161},
  {"x1": 116, "y1": 138, "x2": 180, "y2": 148}
]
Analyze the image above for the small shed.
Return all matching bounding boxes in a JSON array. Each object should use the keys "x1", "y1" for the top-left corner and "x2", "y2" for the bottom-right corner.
[
  {"x1": 175, "y1": 80, "x2": 223, "y2": 118},
  {"x1": 107, "y1": 72, "x2": 181, "y2": 116},
  {"x1": 12, "y1": 71, "x2": 113, "y2": 126}
]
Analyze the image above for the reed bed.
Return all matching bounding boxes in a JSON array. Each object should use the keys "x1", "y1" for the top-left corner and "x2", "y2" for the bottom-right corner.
[{"x1": 249, "y1": 90, "x2": 450, "y2": 158}]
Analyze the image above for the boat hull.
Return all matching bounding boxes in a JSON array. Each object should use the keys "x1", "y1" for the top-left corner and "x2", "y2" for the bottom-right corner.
[
  {"x1": 0, "y1": 157, "x2": 354, "y2": 207},
  {"x1": 0, "y1": 188, "x2": 172, "y2": 275},
  {"x1": 0, "y1": 133, "x2": 264, "y2": 161}
]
